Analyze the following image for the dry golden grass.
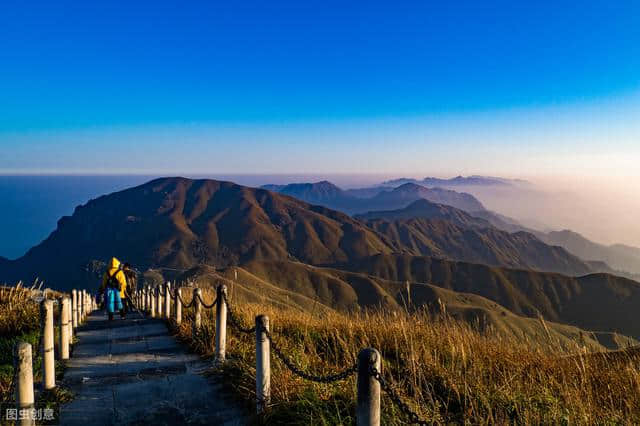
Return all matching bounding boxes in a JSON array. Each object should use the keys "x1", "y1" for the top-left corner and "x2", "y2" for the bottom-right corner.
[
  {"x1": 0, "y1": 282, "x2": 68, "y2": 405},
  {"x1": 167, "y1": 286, "x2": 640, "y2": 425}
]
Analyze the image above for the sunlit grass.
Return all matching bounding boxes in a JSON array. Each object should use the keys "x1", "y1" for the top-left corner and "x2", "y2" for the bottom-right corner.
[{"x1": 169, "y1": 285, "x2": 640, "y2": 425}]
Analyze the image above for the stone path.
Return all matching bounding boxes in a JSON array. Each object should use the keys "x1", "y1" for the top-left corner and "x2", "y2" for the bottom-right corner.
[{"x1": 59, "y1": 311, "x2": 246, "y2": 425}]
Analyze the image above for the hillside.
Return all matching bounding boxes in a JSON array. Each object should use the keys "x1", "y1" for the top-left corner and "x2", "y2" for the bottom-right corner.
[
  {"x1": 342, "y1": 254, "x2": 640, "y2": 338},
  {"x1": 174, "y1": 262, "x2": 625, "y2": 350},
  {"x1": 363, "y1": 218, "x2": 593, "y2": 275},
  {"x1": 0, "y1": 177, "x2": 392, "y2": 289}
]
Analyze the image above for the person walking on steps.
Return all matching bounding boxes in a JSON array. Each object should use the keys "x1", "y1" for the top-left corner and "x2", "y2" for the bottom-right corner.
[{"x1": 100, "y1": 257, "x2": 127, "y2": 321}]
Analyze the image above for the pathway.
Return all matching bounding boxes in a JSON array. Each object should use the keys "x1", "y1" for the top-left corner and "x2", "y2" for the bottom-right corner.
[{"x1": 59, "y1": 311, "x2": 246, "y2": 425}]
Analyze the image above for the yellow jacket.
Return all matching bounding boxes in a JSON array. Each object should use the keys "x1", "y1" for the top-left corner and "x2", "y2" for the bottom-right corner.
[{"x1": 100, "y1": 257, "x2": 128, "y2": 299}]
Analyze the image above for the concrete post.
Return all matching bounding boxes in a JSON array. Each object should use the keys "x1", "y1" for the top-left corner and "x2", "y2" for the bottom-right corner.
[
  {"x1": 81, "y1": 290, "x2": 86, "y2": 319},
  {"x1": 255, "y1": 315, "x2": 270, "y2": 414},
  {"x1": 193, "y1": 288, "x2": 202, "y2": 335},
  {"x1": 215, "y1": 285, "x2": 228, "y2": 362},
  {"x1": 68, "y1": 297, "x2": 74, "y2": 343},
  {"x1": 357, "y1": 348, "x2": 382, "y2": 426},
  {"x1": 150, "y1": 287, "x2": 156, "y2": 318},
  {"x1": 78, "y1": 290, "x2": 84, "y2": 323},
  {"x1": 59, "y1": 297, "x2": 70, "y2": 360},
  {"x1": 157, "y1": 285, "x2": 163, "y2": 318},
  {"x1": 14, "y1": 342, "x2": 35, "y2": 426},
  {"x1": 41, "y1": 300, "x2": 55, "y2": 390},
  {"x1": 164, "y1": 282, "x2": 171, "y2": 319},
  {"x1": 72, "y1": 289, "x2": 78, "y2": 328},
  {"x1": 175, "y1": 287, "x2": 182, "y2": 325}
]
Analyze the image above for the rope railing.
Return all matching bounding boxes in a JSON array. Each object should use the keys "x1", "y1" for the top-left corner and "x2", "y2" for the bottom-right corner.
[{"x1": 131, "y1": 281, "x2": 428, "y2": 425}]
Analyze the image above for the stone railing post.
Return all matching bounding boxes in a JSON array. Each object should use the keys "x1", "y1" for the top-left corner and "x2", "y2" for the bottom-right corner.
[
  {"x1": 215, "y1": 285, "x2": 228, "y2": 362},
  {"x1": 14, "y1": 342, "x2": 35, "y2": 426},
  {"x1": 72, "y1": 289, "x2": 78, "y2": 328},
  {"x1": 59, "y1": 297, "x2": 70, "y2": 360},
  {"x1": 256, "y1": 314, "x2": 271, "y2": 414},
  {"x1": 164, "y1": 282, "x2": 171, "y2": 319},
  {"x1": 150, "y1": 287, "x2": 157, "y2": 318},
  {"x1": 357, "y1": 348, "x2": 382, "y2": 426},
  {"x1": 41, "y1": 300, "x2": 55, "y2": 390},
  {"x1": 175, "y1": 287, "x2": 182, "y2": 325},
  {"x1": 79, "y1": 290, "x2": 84, "y2": 323},
  {"x1": 157, "y1": 285, "x2": 164, "y2": 318},
  {"x1": 193, "y1": 288, "x2": 202, "y2": 335}
]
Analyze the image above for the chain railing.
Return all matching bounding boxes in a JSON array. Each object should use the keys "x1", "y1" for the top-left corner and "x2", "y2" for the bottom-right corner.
[
  {"x1": 130, "y1": 281, "x2": 430, "y2": 425},
  {"x1": 265, "y1": 329, "x2": 358, "y2": 383}
]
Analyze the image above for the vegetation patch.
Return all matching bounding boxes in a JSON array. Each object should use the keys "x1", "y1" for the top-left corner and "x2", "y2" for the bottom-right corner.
[{"x1": 169, "y1": 286, "x2": 640, "y2": 424}]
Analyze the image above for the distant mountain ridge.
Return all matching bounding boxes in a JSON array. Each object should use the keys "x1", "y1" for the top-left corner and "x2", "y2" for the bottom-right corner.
[
  {"x1": 355, "y1": 199, "x2": 491, "y2": 228},
  {"x1": 261, "y1": 181, "x2": 486, "y2": 214},
  {"x1": 538, "y1": 230, "x2": 640, "y2": 275},
  {"x1": 382, "y1": 175, "x2": 528, "y2": 187},
  {"x1": 356, "y1": 199, "x2": 593, "y2": 276}
]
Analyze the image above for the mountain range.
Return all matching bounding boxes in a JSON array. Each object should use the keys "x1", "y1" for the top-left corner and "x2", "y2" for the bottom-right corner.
[
  {"x1": 2, "y1": 177, "x2": 640, "y2": 344},
  {"x1": 537, "y1": 230, "x2": 640, "y2": 275},
  {"x1": 381, "y1": 175, "x2": 529, "y2": 187},
  {"x1": 262, "y1": 181, "x2": 485, "y2": 214}
]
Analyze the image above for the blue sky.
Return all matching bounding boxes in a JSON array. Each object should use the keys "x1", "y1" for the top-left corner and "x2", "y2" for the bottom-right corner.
[{"x1": 1, "y1": 1, "x2": 639, "y2": 176}]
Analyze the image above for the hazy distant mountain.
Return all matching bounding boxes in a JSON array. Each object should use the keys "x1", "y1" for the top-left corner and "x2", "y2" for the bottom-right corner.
[
  {"x1": 262, "y1": 181, "x2": 487, "y2": 214},
  {"x1": 343, "y1": 186, "x2": 389, "y2": 199},
  {"x1": 382, "y1": 175, "x2": 528, "y2": 187},
  {"x1": 355, "y1": 199, "x2": 491, "y2": 229},
  {"x1": 263, "y1": 181, "x2": 356, "y2": 210},
  {"x1": 540, "y1": 230, "x2": 640, "y2": 275},
  {"x1": 369, "y1": 183, "x2": 486, "y2": 212}
]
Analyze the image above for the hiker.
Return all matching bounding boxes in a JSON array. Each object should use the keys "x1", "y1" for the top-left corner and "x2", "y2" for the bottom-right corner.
[{"x1": 100, "y1": 257, "x2": 127, "y2": 320}]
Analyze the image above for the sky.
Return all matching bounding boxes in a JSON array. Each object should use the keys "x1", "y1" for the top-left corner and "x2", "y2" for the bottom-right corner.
[{"x1": 1, "y1": 0, "x2": 639, "y2": 176}]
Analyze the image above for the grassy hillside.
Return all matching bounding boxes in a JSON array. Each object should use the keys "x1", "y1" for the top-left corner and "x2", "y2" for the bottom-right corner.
[
  {"x1": 175, "y1": 263, "x2": 634, "y2": 351},
  {"x1": 343, "y1": 254, "x2": 640, "y2": 339},
  {"x1": 168, "y1": 287, "x2": 640, "y2": 424}
]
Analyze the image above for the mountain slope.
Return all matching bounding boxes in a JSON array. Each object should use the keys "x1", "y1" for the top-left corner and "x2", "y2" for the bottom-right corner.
[
  {"x1": 540, "y1": 230, "x2": 640, "y2": 275},
  {"x1": 355, "y1": 199, "x2": 593, "y2": 276},
  {"x1": 342, "y1": 254, "x2": 640, "y2": 338},
  {"x1": 1, "y1": 177, "x2": 392, "y2": 289},
  {"x1": 363, "y1": 218, "x2": 593, "y2": 275},
  {"x1": 177, "y1": 261, "x2": 627, "y2": 350}
]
